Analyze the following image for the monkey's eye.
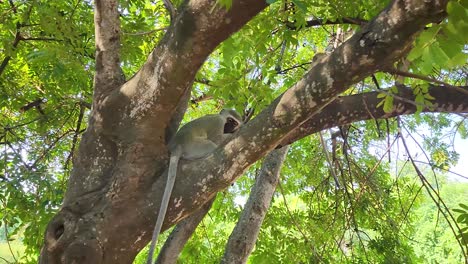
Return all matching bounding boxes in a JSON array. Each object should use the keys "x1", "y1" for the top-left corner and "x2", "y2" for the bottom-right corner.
[{"x1": 228, "y1": 118, "x2": 238, "y2": 126}]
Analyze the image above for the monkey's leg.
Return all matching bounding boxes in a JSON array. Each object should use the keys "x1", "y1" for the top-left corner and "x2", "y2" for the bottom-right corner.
[{"x1": 182, "y1": 139, "x2": 218, "y2": 160}]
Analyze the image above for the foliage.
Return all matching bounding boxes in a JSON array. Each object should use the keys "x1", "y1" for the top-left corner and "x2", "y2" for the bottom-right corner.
[
  {"x1": 412, "y1": 183, "x2": 468, "y2": 263},
  {"x1": 454, "y1": 203, "x2": 468, "y2": 248},
  {"x1": 0, "y1": 0, "x2": 467, "y2": 263}
]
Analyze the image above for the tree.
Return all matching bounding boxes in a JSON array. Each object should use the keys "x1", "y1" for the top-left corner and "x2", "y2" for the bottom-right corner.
[{"x1": 0, "y1": 0, "x2": 467, "y2": 263}]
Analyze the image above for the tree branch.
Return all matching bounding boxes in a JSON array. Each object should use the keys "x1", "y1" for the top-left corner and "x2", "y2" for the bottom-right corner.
[
  {"x1": 278, "y1": 85, "x2": 468, "y2": 147},
  {"x1": 114, "y1": 0, "x2": 268, "y2": 126},
  {"x1": 152, "y1": 0, "x2": 450, "y2": 235},
  {"x1": 40, "y1": 0, "x2": 455, "y2": 263},
  {"x1": 0, "y1": 23, "x2": 22, "y2": 77},
  {"x1": 0, "y1": 1, "x2": 35, "y2": 76},
  {"x1": 384, "y1": 68, "x2": 468, "y2": 96},
  {"x1": 155, "y1": 198, "x2": 215, "y2": 264},
  {"x1": 93, "y1": 0, "x2": 125, "y2": 93},
  {"x1": 163, "y1": 0, "x2": 176, "y2": 21},
  {"x1": 222, "y1": 146, "x2": 289, "y2": 263},
  {"x1": 285, "y1": 17, "x2": 367, "y2": 30}
]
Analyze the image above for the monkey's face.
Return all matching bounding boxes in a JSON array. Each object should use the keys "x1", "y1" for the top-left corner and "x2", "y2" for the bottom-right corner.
[{"x1": 224, "y1": 117, "x2": 240, "y2": 133}]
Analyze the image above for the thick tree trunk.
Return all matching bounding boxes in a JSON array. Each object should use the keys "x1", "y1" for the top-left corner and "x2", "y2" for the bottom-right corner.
[{"x1": 38, "y1": 0, "x2": 459, "y2": 263}]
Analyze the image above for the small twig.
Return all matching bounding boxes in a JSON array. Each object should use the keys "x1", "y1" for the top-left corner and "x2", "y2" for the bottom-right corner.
[
  {"x1": 162, "y1": 0, "x2": 176, "y2": 20},
  {"x1": 19, "y1": 98, "x2": 44, "y2": 112},
  {"x1": 413, "y1": 160, "x2": 468, "y2": 180},
  {"x1": 285, "y1": 17, "x2": 367, "y2": 30},
  {"x1": 190, "y1": 94, "x2": 213, "y2": 104},
  {"x1": 122, "y1": 27, "x2": 168, "y2": 36},
  {"x1": 318, "y1": 131, "x2": 340, "y2": 187},
  {"x1": 2, "y1": 172, "x2": 17, "y2": 263},
  {"x1": 274, "y1": 40, "x2": 287, "y2": 72},
  {"x1": 277, "y1": 182, "x2": 323, "y2": 262},
  {"x1": 0, "y1": 256, "x2": 12, "y2": 264},
  {"x1": 31, "y1": 130, "x2": 75, "y2": 169},
  {"x1": 3, "y1": 222, "x2": 17, "y2": 263},
  {"x1": 194, "y1": 77, "x2": 213, "y2": 86},
  {"x1": 276, "y1": 62, "x2": 311, "y2": 74},
  {"x1": 21, "y1": 37, "x2": 59, "y2": 41},
  {"x1": 64, "y1": 104, "x2": 86, "y2": 171},
  {"x1": 0, "y1": 0, "x2": 34, "y2": 77}
]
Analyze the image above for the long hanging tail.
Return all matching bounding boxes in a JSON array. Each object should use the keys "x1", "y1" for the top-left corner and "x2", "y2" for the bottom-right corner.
[{"x1": 147, "y1": 147, "x2": 181, "y2": 264}]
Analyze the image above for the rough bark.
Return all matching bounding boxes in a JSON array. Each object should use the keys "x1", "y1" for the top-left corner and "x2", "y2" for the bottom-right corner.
[
  {"x1": 41, "y1": 0, "x2": 269, "y2": 262},
  {"x1": 39, "y1": 0, "x2": 455, "y2": 263},
  {"x1": 222, "y1": 146, "x2": 289, "y2": 264}
]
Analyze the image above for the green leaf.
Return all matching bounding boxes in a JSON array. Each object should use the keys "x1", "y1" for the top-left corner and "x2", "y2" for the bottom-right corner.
[
  {"x1": 419, "y1": 47, "x2": 434, "y2": 74},
  {"x1": 383, "y1": 95, "x2": 394, "y2": 113},
  {"x1": 457, "y1": 214, "x2": 467, "y2": 223},
  {"x1": 377, "y1": 92, "x2": 386, "y2": 98},
  {"x1": 448, "y1": 52, "x2": 468, "y2": 68},
  {"x1": 430, "y1": 44, "x2": 450, "y2": 67},
  {"x1": 424, "y1": 93, "x2": 435, "y2": 100},
  {"x1": 418, "y1": 26, "x2": 440, "y2": 44},
  {"x1": 291, "y1": 0, "x2": 307, "y2": 11},
  {"x1": 447, "y1": 1, "x2": 468, "y2": 22}
]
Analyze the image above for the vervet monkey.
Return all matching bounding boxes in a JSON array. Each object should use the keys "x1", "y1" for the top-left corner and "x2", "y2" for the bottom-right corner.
[{"x1": 146, "y1": 109, "x2": 243, "y2": 264}]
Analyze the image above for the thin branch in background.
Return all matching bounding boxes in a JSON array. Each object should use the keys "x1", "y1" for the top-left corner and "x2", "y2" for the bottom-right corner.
[
  {"x1": 31, "y1": 130, "x2": 75, "y2": 169},
  {"x1": 277, "y1": 182, "x2": 323, "y2": 262},
  {"x1": 276, "y1": 62, "x2": 311, "y2": 74},
  {"x1": 19, "y1": 98, "x2": 45, "y2": 114},
  {"x1": 3, "y1": 221, "x2": 17, "y2": 263},
  {"x1": 5, "y1": 142, "x2": 30, "y2": 169},
  {"x1": 162, "y1": 0, "x2": 176, "y2": 20},
  {"x1": 122, "y1": 27, "x2": 168, "y2": 36},
  {"x1": 194, "y1": 77, "x2": 213, "y2": 87},
  {"x1": 319, "y1": 131, "x2": 340, "y2": 187},
  {"x1": 402, "y1": 125, "x2": 442, "y2": 199},
  {"x1": 0, "y1": 256, "x2": 12, "y2": 264},
  {"x1": 2, "y1": 146, "x2": 18, "y2": 263},
  {"x1": 285, "y1": 17, "x2": 367, "y2": 30},
  {"x1": 392, "y1": 146, "x2": 425, "y2": 229},
  {"x1": 399, "y1": 183, "x2": 424, "y2": 228},
  {"x1": 364, "y1": 135, "x2": 399, "y2": 180},
  {"x1": 2, "y1": 117, "x2": 42, "y2": 131},
  {"x1": 0, "y1": 0, "x2": 34, "y2": 77},
  {"x1": 398, "y1": 122, "x2": 468, "y2": 260},
  {"x1": 64, "y1": 104, "x2": 86, "y2": 172},
  {"x1": 155, "y1": 198, "x2": 214, "y2": 264},
  {"x1": 0, "y1": 27, "x2": 21, "y2": 76},
  {"x1": 385, "y1": 68, "x2": 468, "y2": 96},
  {"x1": 190, "y1": 94, "x2": 213, "y2": 105},
  {"x1": 386, "y1": 119, "x2": 391, "y2": 163},
  {"x1": 243, "y1": 107, "x2": 255, "y2": 123},
  {"x1": 274, "y1": 40, "x2": 287, "y2": 72},
  {"x1": 336, "y1": 160, "x2": 370, "y2": 262},
  {"x1": 199, "y1": 218, "x2": 216, "y2": 260},
  {"x1": 21, "y1": 37, "x2": 59, "y2": 42}
]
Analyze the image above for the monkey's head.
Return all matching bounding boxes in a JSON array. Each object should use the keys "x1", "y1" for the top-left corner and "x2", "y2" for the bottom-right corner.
[{"x1": 220, "y1": 109, "x2": 243, "y2": 133}]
